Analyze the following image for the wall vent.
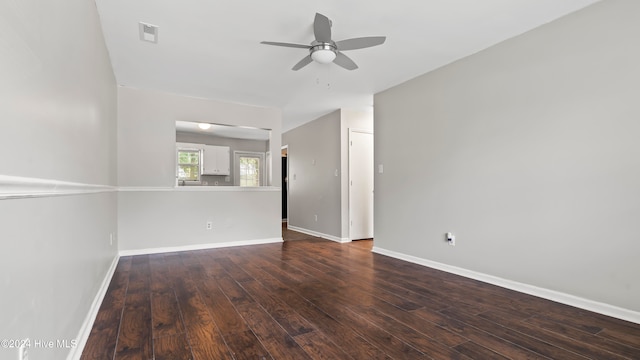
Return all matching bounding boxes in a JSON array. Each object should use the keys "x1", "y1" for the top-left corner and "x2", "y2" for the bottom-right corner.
[{"x1": 139, "y1": 22, "x2": 158, "y2": 43}]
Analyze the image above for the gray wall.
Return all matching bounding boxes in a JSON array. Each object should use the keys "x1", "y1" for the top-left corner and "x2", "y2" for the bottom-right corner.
[
  {"x1": 118, "y1": 189, "x2": 280, "y2": 251},
  {"x1": 118, "y1": 87, "x2": 282, "y2": 252},
  {"x1": 374, "y1": 0, "x2": 640, "y2": 313},
  {"x1": 283, "y1": 111, "x2": 343, "y2": 239},
  {"x1": 283, "y1": 109, "x2": 373, "y2": 241},
  {"x1": 0, "y1": 0, "x2": 118, "y2": 358},
  {"x1": 176, "y1": 131, "x2": 269, "y2": 186}
]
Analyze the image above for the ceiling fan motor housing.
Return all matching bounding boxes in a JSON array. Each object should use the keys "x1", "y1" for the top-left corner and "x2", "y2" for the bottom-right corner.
[{"x1": 310, "y1": 41, "x2": 337, "y2": 63}]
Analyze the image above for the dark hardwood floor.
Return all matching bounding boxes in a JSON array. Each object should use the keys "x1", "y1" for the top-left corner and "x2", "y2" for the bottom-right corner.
[{"x1": 82, "y1": 226, "x2": 640, "y2": 359}]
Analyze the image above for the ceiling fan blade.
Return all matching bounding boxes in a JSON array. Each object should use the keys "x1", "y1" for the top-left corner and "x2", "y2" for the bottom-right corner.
[
  {"x1": 313, "y1": 13, "x2": 332, "y2": 43},
  {"x1": 292, "y1": 55, "x2": 313, "y2": 71},
  {"x1": 260, "y1": 41, "x2": 309, "y2": 49},
  {"x1": 333, "y1": 52, "x2": 358, "y2": 70},
  {"x1": 335, "y1": 36, "x2": 386, "y2": 51}
]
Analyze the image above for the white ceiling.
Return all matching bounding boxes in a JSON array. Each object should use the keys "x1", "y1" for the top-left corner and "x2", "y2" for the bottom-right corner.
[{"x1": 95, "y1": 0, "x2": 599, "y2": 132}]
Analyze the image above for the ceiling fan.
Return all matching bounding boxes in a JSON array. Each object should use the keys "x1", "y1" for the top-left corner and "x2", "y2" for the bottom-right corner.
[{"x1": 261, "y1": 13, "x2": 386, "y2": 71}]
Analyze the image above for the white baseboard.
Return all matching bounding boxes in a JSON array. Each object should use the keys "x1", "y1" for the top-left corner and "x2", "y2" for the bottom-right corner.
[
  {"x1": 119, "y1": 237, "x2": 283, "y2": 256},
  {"x1": 372, "y1": 246, "x2": 640, "y2": 325},
  {"x1": 287, "y1": 225, "x2": 350, "y2": 243},
  {"x1": 68, "y1": 254, "x2": 120, "y2": 360}
]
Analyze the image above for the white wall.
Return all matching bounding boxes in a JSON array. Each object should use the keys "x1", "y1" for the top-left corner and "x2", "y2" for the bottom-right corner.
[
  {"x1": 374, "y1": 0, "x2": 640, "y2": 317},
  {"x1": 117, "y1": 87, "x2": 282, "y2": 251},
  {"x1": 0, "y1": 0, "x2": 118, "y2": 358}
]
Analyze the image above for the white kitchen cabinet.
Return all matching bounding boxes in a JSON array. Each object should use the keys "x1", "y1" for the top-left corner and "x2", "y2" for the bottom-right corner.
[{"x1": 202, "y1": 145, "x2": 230, "y2": 175}]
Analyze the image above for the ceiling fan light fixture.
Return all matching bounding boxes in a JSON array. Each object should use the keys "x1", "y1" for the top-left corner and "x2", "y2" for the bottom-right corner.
[
  {"x1": 261, "y1": 13, "x2": 386, "y2": 71},
  {"x1": 311, "y1": 48, "x2": 336, "y2": 64}
]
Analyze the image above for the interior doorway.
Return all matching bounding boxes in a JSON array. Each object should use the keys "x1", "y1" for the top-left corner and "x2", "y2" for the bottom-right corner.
[
  {"x1": 281, "y1": 145, "x2": 288, "y2": 222},
  {"x1": 349, "y1": 130, "x2": 374, "y2": 240}
]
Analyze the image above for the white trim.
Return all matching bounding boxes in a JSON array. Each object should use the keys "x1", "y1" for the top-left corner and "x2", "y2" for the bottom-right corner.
[
  {"x1": 287, "y1": 225, "x2": 351, "y2": 243},
  {"x1": 68, "y1": 255, "x2": 120, "y2": 360},
  {"x1": 348, "y1": 129, "x2": 374, "y2": 241},
  {"x1": 371, "y1": 246, "x2": 640, "y2": 325},
  {"x1": 118, "y1": 186, "x2": 281, "y2": 192},
  {"x1": 119, "y1": 237, "x2": 283, "y2": 256},
  {"x1": 0, "y1": 175, "x2": 115, "y2": 200}
]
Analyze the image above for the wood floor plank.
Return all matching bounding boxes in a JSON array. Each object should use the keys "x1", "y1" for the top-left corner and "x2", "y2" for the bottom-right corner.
[
  {"x1": 186, "y1": 321, "x2": 234, "y2": 360},
  {"x1": 411, "y1": 306, "x2": 550, "y2": 359},
  {"x1": 440, "y1": 308, "x2": 588, "y2": 360},
  {"x1": 148, "y1": 254, "x2": 171, "y2": 293},
  {"x1": 293, "y1": 331, "x2": 355, "y2": 360},
  {"x1": 239, "y1": 268, "x2": 391, "y2": 359},
  {"x1": 525, "y1": 315, "x2": 640, "y2": 359},
  {"x1": 286, "y1": 263, "x2": 469, "y2": 349},
  {"x1": 127, "y1": 255, "x2": 151, "y2": 294},
  {"x1": 271, "y1": 285, "x2": 393, "y2": 359},
  {"x1": 454, "y1": 341, "x2": 511, "y2": 360},
  {"x1": 235, "y1": 303, "x2": 313, "y2": 360},
  {"x1": 81, "y1": 257, "x2": 131, "y2": 360},
  {"x1": 239, "y1": 279, "x2": 315, "y2": 336},
  {"x1": 80, "y1": 308, "x2": 122, "y2": 360},
  {"x1": 115, "y1": 292, "x2": 152, "y2": 360},
  {"x1": 82, "y1": 228, "x2": 640, "y2": 360},
  {"x1": 479, "y1": 309, "x2": 631, "y2": 360},
  {"x1": 223, "y1": 329, "x2": 271, "y2": 360},
  {"x1": 299, "y1": 282, "x2": 471, "y2": 360},
  {"x1": 173, "y1": 278, "x2": 213, "y2": 327},
  {"x1": 215, "y1": 274, "x2": 255, "y2": 306},
  {"x1": 197, "y1": 278, "x2": 250, "y2": 335},
  {"x1": 216, "y1": 256, "x2": 255, "y2": 283},
  {"x1": 153, "y1": 334, "x2": 192, "y2": 360},
  {"x1": 598, "y1": 326, "x2": 640, "y2": 350},
  {"x1": 151, "y1": 290, "x2": 184, "y2": 338},
  {"x1": 298, "y1": 290, "x2": 427, "y2": 359}
]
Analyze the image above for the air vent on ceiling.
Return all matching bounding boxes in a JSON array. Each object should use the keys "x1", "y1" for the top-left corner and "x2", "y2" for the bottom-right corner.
[{"x1": 139, "y1": 22, "x2": 158, "y2": 43}]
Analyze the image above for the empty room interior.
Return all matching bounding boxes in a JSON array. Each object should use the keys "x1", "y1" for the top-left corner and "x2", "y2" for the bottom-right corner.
[{"x1": 1, "y1": 0, "x2": 639, "y2": 359}]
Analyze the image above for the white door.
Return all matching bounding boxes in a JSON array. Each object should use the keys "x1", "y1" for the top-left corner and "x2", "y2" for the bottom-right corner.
[{"x1": 349, "y1": 130, "x2": 374, "y2": 240}]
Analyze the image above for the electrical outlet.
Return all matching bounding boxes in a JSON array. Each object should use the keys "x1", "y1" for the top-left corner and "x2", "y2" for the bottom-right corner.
[
  {"x1": 314, "y1": 215, "x2": 318, "y2": 222},
  {"x1": 446, "y1": 232, "x2": 456, "y2": 246},
  {"x1": 110, "y1": 233, "x2": 113, "y2": 246},
  {"x1": 206, "y1": 221, "x2": 213, "y2": 230}
]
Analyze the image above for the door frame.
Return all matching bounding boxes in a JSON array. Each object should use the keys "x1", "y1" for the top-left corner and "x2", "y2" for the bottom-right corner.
[
  {"x1": 281, "y1": 145, "x2": 289, "y2": 223},
  {"x1": 348, "y1": 128, "x2": 374, "y2": 241}
]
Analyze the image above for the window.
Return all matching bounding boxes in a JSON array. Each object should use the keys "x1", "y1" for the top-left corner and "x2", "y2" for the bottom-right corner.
[
  {"x1": 234, "y1": 151, "x2": 265, "y2": 187},
  {"x1": 177, "y1": 149, "x2": 201, "y2": 182},
  {"x1": 239, "y1": 156, "x2": 260, "y2": 186}
]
